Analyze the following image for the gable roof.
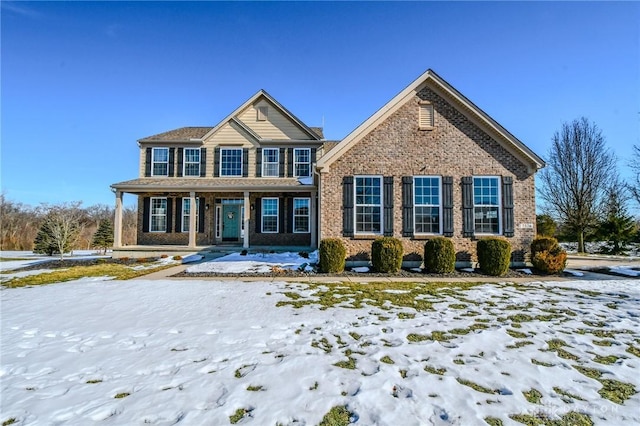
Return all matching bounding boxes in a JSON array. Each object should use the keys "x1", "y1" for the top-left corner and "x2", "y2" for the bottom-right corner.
[
  {"x1": 316, "y1": 69, "x2": 545, "y2": 172},
  {"x1": 138, "y1": 127, "x2": 213, "y2": 143},
  {"x1": 201, "y1": 89, "x2": 322, "y2": 142}
]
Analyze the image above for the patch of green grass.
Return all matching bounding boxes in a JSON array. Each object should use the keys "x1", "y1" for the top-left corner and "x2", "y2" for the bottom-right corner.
[
  {"x1": 598, "y1": 379, "x2": 636, "y2": 404},
  {"x1": 86, "y1": 379, "x2": 102, "y2": 384},
  {"x1": 114, "y1": 392, "x2": 130, "y2": 399},
  {"x1": 507, "y1": 340, "x2": 534, "y2": 349},
  {"x1": 605, "y1": 302, "x2": 618, "y2": 310},
  {"x1": 319, "y1": 405, "x2": 351, "y2": 426},
  {"x1": 509, "y1": 411, "x2": 593, "y2": 425},
  {"x1": 507, "y1": 313, "x2": 534, "y2": 323},
  {"x1": 407, "y1": 333, "x2": 430, "y2": 342},
  {"x1": 469, "y1": 323, "x2": 490, "y2": 331},
  {"x1": 456, "y1": 378, "x2": 497, "y2": 394},
  {"x1": 556, "y1": 348, "x2": 579, "y2": 360},
  {"x1": 449, "y1": 328, "x2": 470, "y2": 335},
  {"x1": 380, "y1": 355, "x2": 394, "y2": 364},
  {"x1": 398, "y1": 312, "x2": 416, "y2": 319},
  {"x1": 583, "y1": 320, "x2": 606, "y2": 328},
  {"x1": 531, "y1": 359, "x2": 554, "y2": 367},
  {"x1": 593, "y1": 339, "x2": 614, "y2": 347},
  {"x1": 448, "y1": 303, "x2": 468, "y2": 309},
  {"x1": 2, "y1": 419, "x2": 17, "y2": 426},
  {"x1": 424, "y1": 364, "x2": 446, "y2": 375},
  {"x1": 311, "y1": 337, "x2": 333, "y2": 354},
  {"x1": 506, "y1": 329, "x2": 528, "y2": 339},
  {"x1": 484, "y1": 417, "x2": 503, "y2": 426},
  {"x1": 522, "y1": 388, "x2": 543, "y2": 404},
  {"x1": 333, "y1": 357, "x2": 357, "y2": 370},
  {"x1": 348, "y1": 331, "x2": 361, "y2": 341},
  {"x1": 580, "y1": 290, "x2": 602, "y2": 297},
  {"x1": 553, "y1": 386, "x2": 585, "y2": 402},
  {"x1": 234, "y1": 364, "x2": 253, "y2": 378},
  {"x1": 626, "y1": 344, "x2": 640, "y2": 358},
  {"x1": 431, "y1": 331, "x2": 452, "y2": 341},
  {"x1": 309, "y1": 381, "x2": 319, "y2": 390},
  {"x1": 3, "y1": 262, "x2": 175, "y2": 287},
  {"x1": 399, "y1": 369, "x2": 408, "y2": 379},
  {"x1": 593, "y1": 354, "x2": 619, "y2": 365},
  {"x1": 546, "y1": 338, "x2": 568, "y2": 350},
  {"x1": 453, "y1": 359, "x2": 465, "y2": 365},
  {"x1": 229, "y1": 408, "x2": 250, "y2": 424},
  {"x1": 590, "y1": 329, "x2": 617, "y2": 339},
  {"x1": 246, "y1": 385, "x2": 263, "y2": 391},
  {"x1": 0, "y1": 256, "x2": 32, "y2": 261},
  {"x1": 574, "y1": 365, "x2": 602, "y2": 379}
]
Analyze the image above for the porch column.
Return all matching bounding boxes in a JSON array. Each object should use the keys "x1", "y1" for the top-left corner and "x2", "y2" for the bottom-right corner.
[
  {"x1": 188, "y1": 191, "x2": 197, "y2": 248},
  {"x1": 310, "y1": 189, "x2": 317, "y2": 248},
  {"x1": 113, "y1": 190, "x2": 123, "y2": 249},
  {"x1": 243, "y1": 191, "x2": 250, "y2": 248}
]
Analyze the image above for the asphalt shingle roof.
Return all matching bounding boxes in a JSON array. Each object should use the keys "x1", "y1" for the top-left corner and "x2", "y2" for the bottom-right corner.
[{"x1": 138, "y1": 127, "x2": 213, "y2": 142}]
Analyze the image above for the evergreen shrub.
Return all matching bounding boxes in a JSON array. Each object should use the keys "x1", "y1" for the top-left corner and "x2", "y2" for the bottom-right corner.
[
  {"x1": 371, "y1": 237, "x2": 403, "y2": 273},
  {"x1": 530, "y1": 236, "x2": 567, "y2": 274},
  {"x1": 319, "y1": 238, "x2": 346, "y2": 273},
  {"x1": 423, "y1": 237, "x2": 455, "y2": 273},
  {"x1": 477, "y1": 238, "x2": 511, "y2": 276}
]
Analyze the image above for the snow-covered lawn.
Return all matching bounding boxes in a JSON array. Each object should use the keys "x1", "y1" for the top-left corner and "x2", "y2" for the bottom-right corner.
[
  {"x1": 2, "y1": 278, "x2": 639, "y2": 425},
  {"x1": 186, "y1": 251, "x2": 317, "y2": 274}
]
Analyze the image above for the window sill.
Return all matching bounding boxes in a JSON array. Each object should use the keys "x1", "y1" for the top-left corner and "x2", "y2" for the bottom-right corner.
[
  {"x1": 412, "y1": 234, "x2": 443, "y2": 240},
  {"x1": 352, "y1": 234, "x2": 382, "y2": 240},
  {"x1": 418, "y1": 126, "x2": 435, "y2": 131}
]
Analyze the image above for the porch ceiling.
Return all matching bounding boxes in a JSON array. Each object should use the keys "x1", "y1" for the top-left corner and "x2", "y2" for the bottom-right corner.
[{"x1": 111, "y1": 177, "x2": 315, "y2": 193}]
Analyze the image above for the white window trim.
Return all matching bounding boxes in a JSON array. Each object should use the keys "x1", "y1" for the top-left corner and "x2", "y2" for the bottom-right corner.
[
  {"x1": 354, "y1": 175, "x2": 383, "y2": 235},
  {"x1": 150, "y1": 197, "x2": 167, "y2": 233},
  {"x1": 215, "y1": 205, "x2": 222, "y2": 239},
  {"x1": 293, "y1": 148, "x2": 311, "y2": 177},
  {"x1": 413, "y1": 176, "x2": 443, "y2": 235},
  {"x1": 151, "y1": 147, "x2": 169, "y2": 177},
  {"x1": 181, "y1": 198, "x2": 199, "y2": 233},
  {"x1": 183, "y1": 148, "x2": 201, "y2": 177},
  {"x1": 293, "y1": 197, "x2": 310, "y2": 234},
  {"x1": 473, "y1": 175, "x2": 502, "y2": 236},
  {"x1": 220, "y1": 148, "x2": 243, "y2": 177},
  {"x1": 262, "y1": 148, "x2": 279, "y2": 177},
  {"x1": 261, "y1": 197, "x2": 279, "y2": 233}
]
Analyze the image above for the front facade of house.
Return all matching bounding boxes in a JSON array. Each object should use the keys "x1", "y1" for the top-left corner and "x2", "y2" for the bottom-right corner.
[
  {"x1": 111, "y1": 91, "x2": 333, "y2": 251},
  {"x1": 111, "y1": 70, "x2": 544, "y2": 263}
]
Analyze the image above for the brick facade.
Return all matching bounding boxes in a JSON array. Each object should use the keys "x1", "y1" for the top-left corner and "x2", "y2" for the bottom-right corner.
[{"x1": 319, "y1": 86, "x2": 537, "y2": 264}]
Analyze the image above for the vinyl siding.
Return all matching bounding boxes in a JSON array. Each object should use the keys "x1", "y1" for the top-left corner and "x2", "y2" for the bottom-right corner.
[{"x1": 238, "y1": 99, "x2": 312, "y2": 140}]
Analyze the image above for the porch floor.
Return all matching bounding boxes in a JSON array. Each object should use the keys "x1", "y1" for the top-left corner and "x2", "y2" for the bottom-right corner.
[{"x1": 112, "y1": 245, "x2": 315, "y2": 259}]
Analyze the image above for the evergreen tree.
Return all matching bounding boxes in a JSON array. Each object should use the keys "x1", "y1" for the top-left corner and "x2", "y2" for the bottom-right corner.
[
  {"x1": 598, "y1": 182, "x2": 636, "y2": 254},
  {"x1": 536, "y1": 214, "x2": 557, "y2": 237},
  {"x1": 92, "y1": 220, "x2": 114, "y2": 254},
  {"x1": 33, "y1": 221, "x2": 56, "y2": 256}
]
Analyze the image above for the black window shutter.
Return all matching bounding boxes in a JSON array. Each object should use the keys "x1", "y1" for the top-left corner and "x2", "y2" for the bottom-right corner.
[
  {"x1": 142, "y1": 197, "x2": 150, "y2": 232},
  {"x1": 287, "y1": 148, "x2": 294, "y2": 177},
  {"x1": 462, "y1": 177, "x2": 475, "y2": 237},
  {"x1": 199, "y1": 148, "x2": 207, "y2": 177},
  {"x1": 256, "y1": 148, "x2": 262, "y2": 177},
  {"x1": 166, "y1": 198, "x2": 173, "y2": 233},
  {"x1": 177, "y1": 148, "x2": 184, "y2": 177},
  {"x1": 287, "y1": 197, "x2": 294, "y2": 233},
  {"x1": 198, "y1": 197, "x2": 205, "y2": 233},
  {"x1": 279, "y1": 198, "x2": 285, "y2": 233},
  {"x1": 242, "y1": 148, "x2": 249, "y2": 177},
  {"x1": 383, "y1": 176, "x2": 394, "y2": 236},
  {"x1": 175, "y1": 198, "x2": 183, "y2": 232},
  {"x1": 402, "y1": 176, "x2": 414, "y2": 237},
  {"x1": 168, "y1": 148, "x2": 175, "y2": 177},
  {"x1": 213, "y1": 148, "x2": 220, "y2": 177},
  {"x1": 310, "y1": 148, "x2": 317, "y2": 164},
  {"x1": 145, "y1": 148, "x2": 152, "y2": 177},
  {"x1": 255, "y1": 198, "x2": 262, "y2": 233},
  {"x1": 502, "y1": 176, "x2": 514, "y2": 237},
  {"x1": 442, "y1": 176, "x2": 454, "y2": 237},
  {"x1": 343, "y1": 176, "x2": 354, "y2": 237},
  {"x1": 279, "y1": 148, "x2": 286, "y2": 177}
]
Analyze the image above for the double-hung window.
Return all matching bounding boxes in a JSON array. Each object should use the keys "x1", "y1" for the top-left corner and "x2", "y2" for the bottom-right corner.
[
  {"x1": 414, "y1": 176, "x2": 441, "y2": 234},
  {"x1": 355, "y1": 176, "x2": 382, "y2": 234},
  {"x1": 152, "y1": 148, "x2": 169, "y2": 176},
  {"x1": 183, "y1": 148, "x2": 200, "y2": 176},
  {"x1": 262, "y1": 148, "x2": 279, "y2": 177},
  {"x1": 220, "y1": 148, "x2": 243, "y2": 176},
  {"x1": 261, "y1": 198, "x2": 278, "y2": 233},
  {"x1": 181, "y1": 198, "x2": 200, "y2": 232},
  {"x1": 473, "y1": 177, "x2": 501, "y2": 234},
  {"x1": 293, "y1": 198, "x2": 310, "y2": 233},
  {"x1": 293, "y1": 148, "x2": 311, "y2": 177},
  {"x1": 150, "y1": 198, "x2": 167, "y2": 232}
]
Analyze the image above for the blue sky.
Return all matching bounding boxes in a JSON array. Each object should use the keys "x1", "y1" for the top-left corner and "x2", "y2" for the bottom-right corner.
[{"x1": 2, "y1": 1, "x2": 639, "y2": 209}]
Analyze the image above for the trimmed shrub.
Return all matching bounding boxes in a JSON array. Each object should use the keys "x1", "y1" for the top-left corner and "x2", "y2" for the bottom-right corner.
[
  {"x1": 477, "y1": 238, "x2": 511, "y2": 276},
  {"x1": 531, "y1": 237, "x2": 567, "y2": 274},
  {"x1": 319, "y1": 238, "x2": 346, "y2": 273},
  {"x1": 371, "y1": 237, "x2": 403, "y2": 273},
  {"x1": 424, "y1": 237, "x2": 455, "y2": 273}
]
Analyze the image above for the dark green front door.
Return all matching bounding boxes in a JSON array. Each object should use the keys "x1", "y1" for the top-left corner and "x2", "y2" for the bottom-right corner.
[{"x1": 222, "y1": 205, "x2": 240, "y2": 241}]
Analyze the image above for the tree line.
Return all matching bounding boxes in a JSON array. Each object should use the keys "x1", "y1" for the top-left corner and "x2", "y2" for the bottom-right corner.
[
  {"x1": 0, "y1": 195, "x2": 137, "y2": 253},
  {"x1": 537, "y1": 117, "x2": 640, "y2": 253}
]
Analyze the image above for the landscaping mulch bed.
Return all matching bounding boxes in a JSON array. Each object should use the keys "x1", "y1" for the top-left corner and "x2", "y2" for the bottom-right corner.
[{"x1": 9, "y1": 257, "x2": 161, "y2": 272}]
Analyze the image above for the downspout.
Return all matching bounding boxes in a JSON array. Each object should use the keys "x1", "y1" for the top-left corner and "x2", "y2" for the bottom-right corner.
[{"x1": 314, "y1": 163, "x2": 322, "y2": 249}]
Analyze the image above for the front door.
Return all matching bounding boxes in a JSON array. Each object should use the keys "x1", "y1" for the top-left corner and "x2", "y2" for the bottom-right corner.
[{"x1": 222, "y1": 205, "x2": 240, "y2": 241}]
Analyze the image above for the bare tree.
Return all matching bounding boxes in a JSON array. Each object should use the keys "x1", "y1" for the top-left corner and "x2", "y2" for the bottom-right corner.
[
  {"x1": 629, "y1": 144, "x2": 640, "y2": 206},
  {"x1": 538, "y1": 117, "x2": 616, "y2": 253},
  {"x1": 41, "y1": 202, "x2": 85, "y2": 259}
]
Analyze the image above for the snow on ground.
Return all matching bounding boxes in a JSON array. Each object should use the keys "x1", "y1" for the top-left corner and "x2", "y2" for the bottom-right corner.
[
  {"x1": 0, "y1": 250, "x2": 109, "y2": 273},
  {"x1": 609, "y1": 266, "x2": 640, "y2": 277},
  {"x1": 186, "y1": 251, "x2": 317, "y2": 274},
  {"x1": 2, "y1": 278, "x2": 639, "y2": 425}
]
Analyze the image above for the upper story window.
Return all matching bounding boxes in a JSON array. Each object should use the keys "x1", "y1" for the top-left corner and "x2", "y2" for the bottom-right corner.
[
  {"x1": 262, "y1": 148, "x2": 279, "y2": 177},
  {"x1": 293, "y1": 148, "x2": 311, "y2": 177},
  {"x1": 257, "y1": 106, "x2": 268, "y2": 121},
  {"x1": 414, "y1": 176, "x2": 441, "y2": 234},
  {"x1": 355, "y1": 176, "x2": 382, "y2": 234},
  {"x1": 473, "y1": 176, "x2": 501, "y2": 234},
  {"x1": 150, "y1": 197, "x2": 167, "y2": 232},
  {"x1": 220, "y1": 148, "x2": 243, "y2": 177},
  {"x1": 419, "y1": 101, "x2": 434, "y2": 130},
  {"x1": 152, "y1": 148, "x2": 169, "y2": 176},
  {"x1": 183, "y1": 148, "x2": 201, "y2": 177}
]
